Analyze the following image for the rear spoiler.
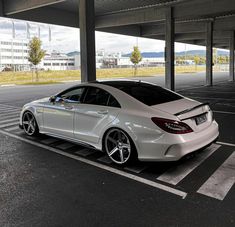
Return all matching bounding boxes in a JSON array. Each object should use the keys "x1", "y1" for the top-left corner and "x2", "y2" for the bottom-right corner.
[{"x1": 174, "y1": 103, "x2": 210, "y2": 116}]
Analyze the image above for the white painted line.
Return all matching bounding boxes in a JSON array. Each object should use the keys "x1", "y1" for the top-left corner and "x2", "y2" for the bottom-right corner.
[
  {"x1": 213, "y1": 111, "x2": 235, "y2": 115},
  {"x1": 0, "y1": 104, "x2": 20, "y2": 109},
  {"x1": 0, "y1": 121, "x2": 19, "y2": 128},
  {"x1": 0, "y1": 114, "x2": 20, "y2": 120},
  {"x1": 5, "y1": 126, "x2": 20, "y2": 132},
  {"x1": 217, "y1": 141, "x2": 235, "y2": 147},
  {"x1": 197, "y1": 151, "x2": 235, "y2": 200},
  {"x1": 0, "y1": 106, "x2": 21, "y2": 110},
  {"x1": 74, "y1": 148, "x2": 96, "y2": 157},
  {"x1": 0, "y1": 84, "x2": 16, "y2": 87},
  {"x1": 124, "y1": 165, "x2": 147, "y2": 174},
  {"x1": 0, "y1": 129, "x2": 187, "y2": 199},
  {"x1": 0, "y1": 118, "x2": 19, "y2": 124},
  {"x1": 56, "y1": 142, "x2": 75, "y2": 150},
  {"x1": 97, "y1": 155, "x2": 113, "y2": 164},
  {"x1": 0, "y1": 111, "x2": 20, "y2": 117},
  {"x1": 157, "y1": 144, "x2": 221, "y2": 185},
  {"x1": 0, "y1": 110, "x2": 20, "y2": 115}
]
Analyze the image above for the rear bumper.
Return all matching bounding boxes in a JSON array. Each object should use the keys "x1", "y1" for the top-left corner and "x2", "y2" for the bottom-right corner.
[{"x1": 138, "y1": 120, "x2": 219, "y2": 161}]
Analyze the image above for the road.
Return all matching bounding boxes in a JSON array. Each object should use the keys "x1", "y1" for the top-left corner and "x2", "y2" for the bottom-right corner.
[
  {"x1": 0, "y1": 71, "x2": 230, "y2": 107},
  {"x1": 0, "y1": 72, "x2": 234, "y2": 226}
]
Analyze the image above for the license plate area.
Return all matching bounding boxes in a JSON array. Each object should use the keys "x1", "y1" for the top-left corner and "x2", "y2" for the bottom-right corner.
[{"x1": 195, "y1": 113, "x2": 207, "y2": 125}]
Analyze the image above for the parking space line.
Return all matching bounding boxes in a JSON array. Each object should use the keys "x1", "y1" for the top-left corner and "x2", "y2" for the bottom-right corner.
[
  {"x1": 0, "y1": 112, "x2": 20, "y2": 117},
  {"x1": 5, "y1": 126, "x2": 20, "y2": 132},
  {"x1": 197, "y1": 151, "x2": 235, "y2": 200},
  {"x1": 0, "y1": 114, "x2": 20, "y2": 121},
  {"x1": 0, "y1": 122, "x2": 19, "y2": 128},
  {"x1": 0, "y1": 104, "x2": 21, "y2": 109},
  {"x1": 0, "y1": 107, "x2": 20, "y2": 111},
  {"x1": 213, "y1": 111, "x2": 235, "y2": 115},
  {"x1": 157, "y1": 144, "x2": 221, "y2": 185},
  {"x1": 0, "y1": 110, "x2": 20, "y2": 115},
  {"x1": 0, "y1": 129, "x2": 187, "y2": 199},
  {"x1": 0, "y1": 118, "x2": 19, "y2": 124},
  {"x1": 217, "y1": 141, "x2": 235, "y2": 147}
]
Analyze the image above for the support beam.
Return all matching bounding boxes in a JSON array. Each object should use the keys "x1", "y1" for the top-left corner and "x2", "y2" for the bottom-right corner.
[
  {"x1": 142, "y1": 22, "x2": 206, "y2": 37},
  {"x1": 79, "y1": 0, "x2": 96, "y2": 82},
  {"x1": 95, "y1": 0, "x2": 235, "y2": 29},
  {"x1": 206, "y1": 21, "x2": 213, "y2": 86},
  {"x1": 229, "y1": 31, "x2": 235, "y2": 81},
  {"x1": 4, "y1": 0, "x2": 65, "y2": 15},
  {"x1": 165, "y1": 7, "x2": 175, "y2": 91}
]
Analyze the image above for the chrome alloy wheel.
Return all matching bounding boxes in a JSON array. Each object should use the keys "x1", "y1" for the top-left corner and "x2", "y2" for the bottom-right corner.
[
  {"x1": 22, "y1": 111, "x2": 37, "y2": 136},
  {"x1": 105, "y1": 129, "x2": 131, "y2": 164}
]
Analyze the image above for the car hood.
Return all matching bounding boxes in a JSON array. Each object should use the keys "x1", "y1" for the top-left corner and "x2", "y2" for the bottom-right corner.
[{"x1": 30, "y1": 97, "x2": 50, "y2": 105}]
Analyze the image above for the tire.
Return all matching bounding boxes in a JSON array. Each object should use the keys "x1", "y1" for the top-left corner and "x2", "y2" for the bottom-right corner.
[
  {"x1": 22, "y1": 111, "x2": 39, "y2": 136},
  {"x1": 103, "y1": 128, "x2": 137, "y2": 165}
]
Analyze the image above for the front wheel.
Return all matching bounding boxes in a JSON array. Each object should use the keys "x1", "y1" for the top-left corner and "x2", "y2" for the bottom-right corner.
[
  {"x1": 22, "y1": 111, "x2": 39, "y2": 136},
  {"x1": 104, "y1": 128, "x2": 136, "y2": 165}
]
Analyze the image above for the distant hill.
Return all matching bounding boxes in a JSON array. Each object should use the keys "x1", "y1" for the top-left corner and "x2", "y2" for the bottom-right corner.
[
  {"x1": 67, "y1": 51, "x2": 80, "y2": 56},
  {"x1": 123, "y1": 50, "x2": 229, "y2": 58}
]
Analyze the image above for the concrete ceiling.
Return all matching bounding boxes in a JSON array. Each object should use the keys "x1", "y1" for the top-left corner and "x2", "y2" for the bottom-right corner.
[{"x1": 1, "y1": 0, "x2": 235, "y2": 49}]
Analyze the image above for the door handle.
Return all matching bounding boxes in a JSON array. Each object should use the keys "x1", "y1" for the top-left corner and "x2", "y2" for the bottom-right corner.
[
  {"x1": 97, "y1": 110, "x2": 108, "y2": 115},
  {"x1": 65, "y1": 106, "x2": 74, "y2": 110}
]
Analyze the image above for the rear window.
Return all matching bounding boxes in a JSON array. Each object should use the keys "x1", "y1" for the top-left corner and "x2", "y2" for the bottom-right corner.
[{"x1": 106, "y1": 82, "x2": 182, "y2": 106}]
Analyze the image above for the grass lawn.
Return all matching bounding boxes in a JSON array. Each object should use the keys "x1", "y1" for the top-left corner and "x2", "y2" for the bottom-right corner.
[{"x1": 0, "y1": 66, "x2": 206, "y2": 85}]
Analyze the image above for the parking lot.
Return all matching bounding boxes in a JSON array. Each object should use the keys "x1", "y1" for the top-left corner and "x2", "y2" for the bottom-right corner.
[{"x1": 0, "y1": 75, "x2": 235, "y2": 226}]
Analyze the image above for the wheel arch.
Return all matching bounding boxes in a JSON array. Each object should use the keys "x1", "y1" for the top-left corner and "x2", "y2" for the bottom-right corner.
[{"x1": 101, "y1": 126, "x2": 139, "y2": 157}]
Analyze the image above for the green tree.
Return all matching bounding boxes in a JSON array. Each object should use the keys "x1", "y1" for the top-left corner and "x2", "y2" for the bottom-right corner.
[
  {"x1": 193, "y1": 55, "x2": 200, "y2": 70},
  {"x1": 28, "y1": 37, "x2": 46, "y2": 82},
  {"x1": 130, "y1": 46, "x2": 142, "y2": 76}
]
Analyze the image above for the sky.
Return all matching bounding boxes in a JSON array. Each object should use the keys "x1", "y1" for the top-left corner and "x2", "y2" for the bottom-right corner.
[{"x1": 0, "y1": 17, "x2": 206, "y2": 54}]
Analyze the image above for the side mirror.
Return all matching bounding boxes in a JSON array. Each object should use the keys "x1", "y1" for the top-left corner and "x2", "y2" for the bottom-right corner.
[{"x1": 49, "y1": 96, "x2": 56, "y2": 103}]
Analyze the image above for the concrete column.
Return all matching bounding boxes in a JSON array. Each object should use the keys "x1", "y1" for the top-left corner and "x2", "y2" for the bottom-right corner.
[
  {"x1": 79, "y1": 0, "x2": 96, "y2": 82},
  {"x1": 165, "y1": 7, "x2": 175, "y2": 91},
  {"x1": 229, "y1": 31, "x2": 235, "y2": 81},
  {"x1": 206, "y1": 21, "x2": 213, "y2": 86}
]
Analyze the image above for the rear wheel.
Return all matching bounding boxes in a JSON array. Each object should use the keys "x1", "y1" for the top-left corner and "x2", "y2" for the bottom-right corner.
[
  {"x1": 104, "y1": 128, "x2": 136, "y2": 165},
  {"x1": 22, "y1": 111, "x2": 39, "y2": 136}
]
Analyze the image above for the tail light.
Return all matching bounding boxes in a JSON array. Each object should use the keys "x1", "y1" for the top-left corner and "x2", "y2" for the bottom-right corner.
[{"x1": 151, "y1": 117, "x2": 193, "y2": 134}]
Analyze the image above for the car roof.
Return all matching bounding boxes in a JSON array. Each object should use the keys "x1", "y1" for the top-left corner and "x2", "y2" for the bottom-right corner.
[{"x1": 97, "y1": 80, "x2": 157, "y2": 87}]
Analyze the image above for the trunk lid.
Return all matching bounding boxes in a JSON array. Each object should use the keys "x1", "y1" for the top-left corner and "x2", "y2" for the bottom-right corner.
[{"x1": 151, "y1": 98, "x2": 213, "y2": 132}]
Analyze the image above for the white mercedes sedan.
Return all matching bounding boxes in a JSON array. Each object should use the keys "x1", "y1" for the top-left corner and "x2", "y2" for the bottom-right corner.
[{"x1": 19, "y1": 80, "x2": 219, "y2": 165}]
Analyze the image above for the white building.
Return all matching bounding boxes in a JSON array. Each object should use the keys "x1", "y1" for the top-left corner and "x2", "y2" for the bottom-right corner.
[
  {"x1": 0, "y1": 38, "x2": 30, "y2": 71},
  {"x1": 41, "y1": 51, "x2": 76, "y2": 70}
]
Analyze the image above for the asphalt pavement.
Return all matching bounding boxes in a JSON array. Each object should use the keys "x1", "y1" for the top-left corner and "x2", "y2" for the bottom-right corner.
[{"x1": 0, "y1": 72, "x2": 234, "y2": 227}]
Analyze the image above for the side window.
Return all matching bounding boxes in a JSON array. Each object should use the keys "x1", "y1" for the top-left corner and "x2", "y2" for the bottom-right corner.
[
  {"x1": 83, "y1": 87, "x2": 109, "y2": 106},
  {"x1": 58, "y1": 87, "x2": 85, "y2": 103},
  {"x1": 107, "y1": 95, "x2": 121, "y2": 108}
]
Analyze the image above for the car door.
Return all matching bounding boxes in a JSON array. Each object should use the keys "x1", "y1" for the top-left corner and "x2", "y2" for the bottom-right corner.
[
  {"x1": 74, "y1": 86, "x2": 121, "y2": 144},
  {"x1": 43, "y1": 87, "x2": 85, "y2": 138}
]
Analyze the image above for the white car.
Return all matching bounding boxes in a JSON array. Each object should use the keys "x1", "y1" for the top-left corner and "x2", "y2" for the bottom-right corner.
[{"x1": 19, "y1": 80, "x2": 219, "y2": 165}]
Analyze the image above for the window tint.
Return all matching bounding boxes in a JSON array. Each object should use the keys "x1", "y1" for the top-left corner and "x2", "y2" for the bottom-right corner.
[
  {"x1": 104, "y1": 82, "x2": 182, "y2": 106},
  {"x1": 108, "y1": 95, "x2": 121, "y2": 108},
  {"x1": 83, "y1": 87, "x2": 121, "y2": 108},
  {"x1": 58, "y1": 87, "x2": 85, "y2": 102}
]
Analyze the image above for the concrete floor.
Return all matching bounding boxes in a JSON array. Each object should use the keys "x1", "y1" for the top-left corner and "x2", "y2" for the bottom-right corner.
[{"x1": 0, "y1": 72, "x2": 234, "y2": 227}]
